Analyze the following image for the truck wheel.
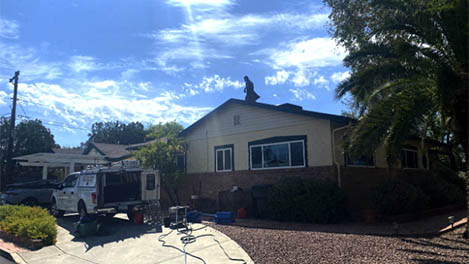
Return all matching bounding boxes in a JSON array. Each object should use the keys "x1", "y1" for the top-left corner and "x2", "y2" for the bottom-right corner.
[
  {"x1": 51, "y1": 199, "x2": 64, "y2": 218},
  {"x1": 78, "y1": 201, "x2": 88, "y2": 218},
  {"x1": 21, "y1": 198, "x2": 38, "y2": 207}
]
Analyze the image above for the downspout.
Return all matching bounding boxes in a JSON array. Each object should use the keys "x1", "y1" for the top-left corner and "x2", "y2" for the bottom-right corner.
[{"x1": 332, "y1": 123, "x2": 351, "y2": 188}]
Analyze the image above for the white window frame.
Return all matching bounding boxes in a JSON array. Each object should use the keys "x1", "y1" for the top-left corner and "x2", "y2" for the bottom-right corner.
[
  {"x1": 401, "y1": 148, "x2": 419, "y2": 169},
  {"x1": 216, "y1": 147, "x2": 233, "y2": 172},
  {"x1": 249, "y1": 140, "x2": 306, "y2": 170}
]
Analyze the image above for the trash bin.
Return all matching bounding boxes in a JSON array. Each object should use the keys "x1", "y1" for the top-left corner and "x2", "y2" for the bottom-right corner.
[{"x1": 251, "y1": 184, "x2": 272, "y2": 218}]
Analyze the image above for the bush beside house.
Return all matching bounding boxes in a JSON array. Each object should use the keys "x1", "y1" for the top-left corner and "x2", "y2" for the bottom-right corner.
[
  {"x1": 372, "y1": 179, "x2": 429, "y2": 216},
  {"x1": 0, "y1": 205, "x2": 57, "y2": 245},
  {"x1": 372, "y1": 169, "x2": 466, "y2": 217},
  {"x1": 268, "y1": 177, "x2": 348, "y2": 224}
]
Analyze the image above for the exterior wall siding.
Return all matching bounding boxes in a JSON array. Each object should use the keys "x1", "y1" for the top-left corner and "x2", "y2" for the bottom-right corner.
[{"x1": 184, "y1": 104, "x2": 334, "y2": 173}]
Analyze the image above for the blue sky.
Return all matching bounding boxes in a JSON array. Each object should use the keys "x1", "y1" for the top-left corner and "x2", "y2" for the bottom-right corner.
[{"x1": 0, "y1": 0, "x2": 350, "y2": 147}]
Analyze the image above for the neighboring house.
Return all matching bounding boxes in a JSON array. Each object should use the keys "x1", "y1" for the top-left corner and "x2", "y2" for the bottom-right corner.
[
  {"x1": 177, "y1": 98, "x2": 446, "y2": 210},
  {"x1": 13, "y1": 140, "x2": 155, "y2": 182}
]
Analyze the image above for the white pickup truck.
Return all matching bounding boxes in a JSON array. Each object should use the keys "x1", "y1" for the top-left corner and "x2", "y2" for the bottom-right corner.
[{"x1": 51, "y1": 166, "x2": 159, "y2": 221}]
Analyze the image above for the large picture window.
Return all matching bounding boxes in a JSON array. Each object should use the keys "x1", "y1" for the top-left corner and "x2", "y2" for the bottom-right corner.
[
  {"x1": 215, "y1": 145, "x2": 233, "y2": 172},
  {"x1": 250, "y1": 139, "x2": 305, "y2": 170},
  {"x1": 401, "y1": 148, "x2": 418, "y2": 168}
]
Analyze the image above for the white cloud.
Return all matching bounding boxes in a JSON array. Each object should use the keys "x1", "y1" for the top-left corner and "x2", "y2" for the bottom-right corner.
[
  {"x1": 0, "y1": 19, "x2": 20, "y2": 39},
  {"x1": 0, "y1": 42, "x2": 62, "y2": 81},
  {"x1": 68, "y1": 56, "x2": 101, "y2": 72},
  {"x1": 0, "y1": 91, "x2": 7, "y2": 105},
  {"x1": 268, "y1": 37, "x2": 346, "y2": 69},
  {"x1": 313, "y1": 75, "x2": 329, "y2": 90},
  {"x1": 289, "y1": 87, "x2": 316, "y2": 101},
  {"x1": 150, "y1": 9, "x2": 329, "y2": 70},
  {"x1": 183, "y1": 75, "x2": 243, "y2": 95},
  {"x1": 291, "y1": 68, "x2": 315, "y2": 87},
  {"x1": 330, "y1": 71, "x2": 350, "y2": 83},
  {"x1": 155, "y1": 13, "x2": 328, "y2": 48},
  {"x1": 121, "y1": 69, "x2": 138, "y2": 80},
  {"x1": 259, "y1": 37, "x2": 346, "y2": 88},
  {"x1": 265, "y1": 70, "x2": 289, "y2": 85},
  {"x1": 166, "y1": 0, "x2": 233, "y2": 7},
  {"x1": 17, "y1": 81, "x2": 212, "y2": 128}
]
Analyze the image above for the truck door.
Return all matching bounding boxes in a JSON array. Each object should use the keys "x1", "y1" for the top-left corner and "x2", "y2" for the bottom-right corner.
[
  {"x1": 141, "y1": 169, "x2": 159, "y2": 201},
  {"x1": 61, "y1": 174, "x2": 79, "y2": 211}
]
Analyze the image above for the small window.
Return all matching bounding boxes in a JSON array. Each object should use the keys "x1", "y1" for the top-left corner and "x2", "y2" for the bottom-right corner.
[
  {"x1": 146, "y1": 174, "x2": 155, "y2": 191},
  {"x1": 63, "y1": 174, "x2": 79, "y2": 188},
  {"x1": 345, "y1": 154, "x2": 374, "y2": 167},
  {"x1": 105, "y1": 172, "x2": 122, "y2": 185},
  {"x1": 401, "y1": 148, "x2": 418, "y2": 168},
  {"x1": 233, "y1": 115, "x2": 240, "y2": 126},
  {"x1": 215, "y1": 145, "x2": 233, "y2": 172},
  {"x1": 78, "y1": 174, "x2": 96, "y2": 187},
  {"x1": 175, "y1": 154, "x2": 185, "y2": 172}
]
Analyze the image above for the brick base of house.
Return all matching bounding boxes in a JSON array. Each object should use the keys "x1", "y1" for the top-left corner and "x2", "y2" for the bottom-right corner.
[
  {"x1": 159, "y1": 166, "x2": 337, "y2": 211},
  {"x1": 159, "y1": 166, "x2": 435, "y2": 216}
]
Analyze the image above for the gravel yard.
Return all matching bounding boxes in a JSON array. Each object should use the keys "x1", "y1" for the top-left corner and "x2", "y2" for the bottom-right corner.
[{"x1": 209, "y1": 222, "x2": 469, "y2": 264}]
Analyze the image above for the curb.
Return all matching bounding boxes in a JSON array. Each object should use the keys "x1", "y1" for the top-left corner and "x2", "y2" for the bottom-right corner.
[
  {"x1": 0, "y1": 247, "x2": 15, "y2": 263},
  {"x1": 0, "y1": 246, "x2": 25, "y2": 264}
]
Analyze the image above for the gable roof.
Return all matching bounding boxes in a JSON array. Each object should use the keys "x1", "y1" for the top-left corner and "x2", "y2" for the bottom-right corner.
[
  {"x1": 179, "y1": 98, "x2": 354, "y2": 137},
  {"x1": 52, "y1": 148, "x2": 83, "y2": 155},
  {"x1": 82, "y1": 140, "x2": 157, "y2": 161}
]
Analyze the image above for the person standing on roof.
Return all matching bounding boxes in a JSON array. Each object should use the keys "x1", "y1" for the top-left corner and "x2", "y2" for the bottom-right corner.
[{"x1": 243, "y1": 76, "x2": 260, "y2": 103}]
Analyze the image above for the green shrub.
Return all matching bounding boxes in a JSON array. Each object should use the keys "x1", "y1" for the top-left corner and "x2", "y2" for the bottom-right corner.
[
  {"x1": 268, "y1": 177, "x2": 348, "y2": 223},
  {"x1": 435, "y1": 165, "x2": 466, "y2": 193},
  {"x1": 0, "y1": 205, "x2": 57, "y2": 245},
  {"x1": 268, "y1": 177, "x2": 304, "y2": 221},
  {"x1": 405, "y1": 173, "x2": 465, "y2": 208},
  {"x1": 372, "y1": 179, "x2": 429, "y2": 216}
]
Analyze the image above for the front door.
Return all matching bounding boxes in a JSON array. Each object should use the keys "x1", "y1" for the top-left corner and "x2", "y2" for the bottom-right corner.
[{"x1": 141, "y1": 169, "x2": 159, "y2": 201}]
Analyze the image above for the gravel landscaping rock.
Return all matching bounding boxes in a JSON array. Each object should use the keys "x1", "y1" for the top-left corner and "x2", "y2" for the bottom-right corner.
[{"x1": 210, "y1": 223, "x2": 469, "y2": 264}]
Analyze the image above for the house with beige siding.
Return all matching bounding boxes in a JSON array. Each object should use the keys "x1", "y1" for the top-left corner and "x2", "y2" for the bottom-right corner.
[
  {"x1": 180, "y1": 99, "x2": 439, "y2": 174},
  {"x1": 177, "y1": 98, "x2": 446, "y2": 211}
]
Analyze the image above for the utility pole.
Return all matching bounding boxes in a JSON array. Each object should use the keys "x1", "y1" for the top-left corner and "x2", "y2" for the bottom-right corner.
[{"x1": 2, "y1": 71, "x2": 19, "y2": 191}]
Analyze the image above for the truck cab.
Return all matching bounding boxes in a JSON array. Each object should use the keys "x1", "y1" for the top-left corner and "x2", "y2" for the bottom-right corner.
[{"x1": 51, "y1": 166, "x2": 159, "y2": 221}]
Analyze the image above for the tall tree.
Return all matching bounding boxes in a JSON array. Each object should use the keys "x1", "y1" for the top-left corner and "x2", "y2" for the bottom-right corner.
[
  {"x1": 88, "y1": 121, "x2": 147, "y2": 145},
  {"x1": 0, "y1": 118, "x2": 57, "y2": 183},
  {"x1": 324, "y1": 0, "x2": 468, "y2": 237},
  {"x1": 135, "y1": 122, "x2": 186, "y2": 205}
]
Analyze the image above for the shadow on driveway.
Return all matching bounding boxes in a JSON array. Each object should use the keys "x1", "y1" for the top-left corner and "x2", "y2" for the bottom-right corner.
[{"x1": 56, "y1": 214, "x2": 161, "y2": 252}]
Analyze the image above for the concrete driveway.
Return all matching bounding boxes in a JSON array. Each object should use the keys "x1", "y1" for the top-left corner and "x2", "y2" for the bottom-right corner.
[{"x1": 14, "y1": 214, "x2": 253, "y2": 264}]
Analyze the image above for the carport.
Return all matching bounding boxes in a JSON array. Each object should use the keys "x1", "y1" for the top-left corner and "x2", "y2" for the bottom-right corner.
[{"x1": 13, "y1": 153, "x2": 109, "y2": 181}]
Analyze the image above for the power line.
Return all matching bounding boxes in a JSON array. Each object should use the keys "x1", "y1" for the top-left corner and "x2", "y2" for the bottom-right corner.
[
  {"x1": 16, "y1": 101, "x2": 91, "y2": 132},
  {"x1": 18, "y1": 103, "x2": 27, "y2": 117},
  {"x1": 18, "y1": 115, "x2": 90, "y2": 132},
  {"x1": 17, "y1": 98, "x2": 91, "y2": 117}
]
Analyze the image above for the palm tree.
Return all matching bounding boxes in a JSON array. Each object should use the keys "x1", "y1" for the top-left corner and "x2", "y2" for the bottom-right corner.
[{"x1": 324, "y1": 0, "x2": 468, "y2": 236}]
